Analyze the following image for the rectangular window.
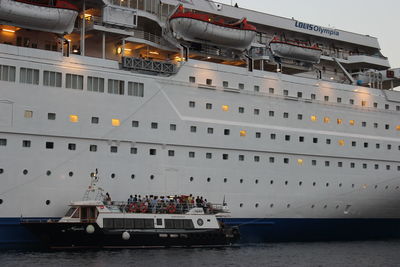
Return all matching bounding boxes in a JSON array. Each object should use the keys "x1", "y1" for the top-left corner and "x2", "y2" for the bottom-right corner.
[
  {"x1": 170, "y1": 124, "x2": 176, "y2": 131},
  {"x1": 48, "y1": 113, "x2": 56, "y2": 120},
  {"x1": 352, "y1": 141, "x2": 357, "y2": 147},
  {"x1": 254, "y1": 156, "x2": 260, "y2": 162},
  {"x1": 297, "y1": 92, "x2": 303, "y2": 98},
  {"x1": 128, "y1": 82, "x2": 144, "y2": 97},
  {"x1": 299, "y1": 136, "x2": 304, "y2": 142},
  {"x1": 168, "y1": 150, "x2": 175, "y2": 157},
  {"x1": 206, "y1": 152, "x2": 212, "y2": 159},
  {"x1": 269, "y1": 88, "x2": 274, "y2": 94},
  {"x1": 206, "y1": 79, "x2": 212, "y2": 86},
  {"x1": 24, "y1": 110, "x2": 33, "y2": 118},
  {"x1": 239, "y1": 155, "x2": 245, "y2": 161},
  {"x1": 238, "y1": 107, "x2": 245, "y2": 113},
  {"x1": 349, "y1": 99, "x2": 354, "y2": 105},
  {"x1": 283, "y1": 112, "x2": 289, "y2": 118},
  {"x1": 312, "y1": 160, "x2": 317, "y2": 166},
  {"x1": 89, "y1": 145, "x2": 97, "y2": 152},
  {"x1": 20, "y1": 68, "x2": 39, "y2": 85},
  {"x1": 255, "y1": 132, "x2": 261, "y2": 138},
  {"x1": 270, "y1": 133, "x2": 276, "y2": 140},
  {"x1": 298, "y1": 114, "x2": 303, "y2": 120},
  {"x1": 222, "y1": 154, "x2": 229, "y2": 160},
  {"x1": 66, "y1": 74, "x2": 83, "y2": 90},
  {"x1": 189, "y1": 101, "x2": 195, "y2": 108},
  {"x1": 22, "y1": 140, "x2": 31, "y2": 148},
  {"x1": 224, "y1": 129, "x2": 230, "y2": 135},
  {"x1": 0, "y1": 139, "x2": 7, "y2": 146},
  {"x1": 68, "y1": 143, "x2": 76, "y2": 150},
  {"x1": 0, "y1": 65, "x2": 16, "y2": 82},
  {"x1": 189, "y1": 151, "x2": 195, "y2": 158},
  {"x1": 337, "y1": 97, "x2": 342, "y2": 103},
  {"x1": 362, "y1": 122, "x2": 367, "y2": 127},
  {"x1": 108, "y1": 79, "x2": 124, "y2": 95},
  {"x1": 131, "y1": 147, "x2": 137, "y2": 154},
  {"x1": 285, "y1": 135, "x2": 290, "y2": 141},
  {"x1": 91, "y1": 117, "x2": 99, "y2": 124},
  {"x1": 385, "y1": 124, "x2": 390, "y2": 130},
  {"x1": 254, "y1": 109, "x2": 260, "y2": 115},
  {"x1": 207, "y1": 127, "x2": 214, "y2": 134},
  {"x1": 206, "y1": 103, "x2": 212, "y2": 110},
  {"x1": 385, "y1": 104, "x2": 389, "y2": 110},
  {"x1": 373, "y1": 102, "x2": 378, "y2": 108},
  {"x1": 283, "y1": 90, "x2": 288, "y2": 96},
  {"x1": 149, "y1": 149, "x2": 156, "y2": 155},
  {"x1": 375, "y1": 164, "x2": 379, "y2": 170},
  {"x1": 238, "y1": 83, "x2": 244, "y2": 90},
  {"x1": 387, "y1": 144, "x2": 392, "y2": 150},
  {"x1": 190, "y1": 126, "x2": 197, "y2": 133},
  {"x1": 363, "y1": 163, "x2": 367, "y2": 169},
  {"x1": 374, "y1": 123, "x2": 378, "y2": 128},
  {"x1": 269, "y1": 157, "x2": 275, "y2": 163},
  {"x1": 87, "y1": 76, "x2": 104, "y2": 93},
  {"x1": 283, "y1": 158, "x2": 289, "y2": 164},
  {"x1": 376, "y1": 143, "x2": 380, "y2": 149},
  {"x1": 338, "y1": 162, "x2": 343, "y2": 168},
  {"x1": 269, "y1": 111, "x2": 275, "y2": 117},
  {"x1": 46, "y1": 142, "x2": 54, "y2": 149},
  {"x1": 313, "y1": 138, "x2": 318, "y2": 143},
  {"x1": 386, "y1": 165, "x2": 391, "y2": 170},
  {"x1": 325, "y1": 161, "x2": 330, "y2": 167},
  {"x1": 151, "y1": 122, "x2": 158, "y2": 129},
  {"x1": 223, "y1": 81, "x2": 229, "y2": 88},
  {"x1": 43, "y1": 71, "x2": 62, "y2": 87},
  {"x1": 189, "y1": 76, "x2": 195, "y2": 83},
  {"x1": 311, "y1": 94, "x2": 316, "y2": 100},
  {"x1": 324, "y1": 96, "x2": 329, "y2": 101},
  {"x1": 131, "y1": 120, "x2": 139, "y2": 127},
  {"x1": 326, "y1": 139, "x2": 331, "y2": 145},
  {"x1": 110, "y1": 146, "x2": 118, "y2": 153},
  {"x1": 254, "y1": 85, "x2": 260, "y2": 92}
]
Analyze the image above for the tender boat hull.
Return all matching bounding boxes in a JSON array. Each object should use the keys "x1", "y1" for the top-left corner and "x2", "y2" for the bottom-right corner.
[
  {"x1": 22, "y1": 222, "x2": 239, "y2": 249},
  {"x1": 0, "y1": 0, "x2": 78, "y2": 34}
]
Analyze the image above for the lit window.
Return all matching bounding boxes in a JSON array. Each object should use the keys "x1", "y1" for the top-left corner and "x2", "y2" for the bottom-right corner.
[
  {"x1": 337, "y1": 118, "x2": 342, "y2": 125},
  {"x1": 222, "y1": 105, "x2": 229, "y2": 111},
  {"x1": 396, "y1": 125, "x2": 400, "y2": 131},
  {"x1": 338, "y1": 140, "x2": 345, "y2": 146},
  {"x1": 297, "y1": 159, "x2": 303, "y2": 165},
  {"x1": 112, "y1": 119, "x2": 120, "y2": 127},
  {"x1": 240, "y1": 130, "x2": 247, "y2": 137},
  {"x1": 349, "y1": 120, "x2": 355, "y2": 126},
  {"x1": 69, "y1": 115, "x2": 79, "y2": 123},
  {"x1": 324, "y1": 117, "x2": 330, "y2": 123},
  {"x1": 24, "y1": 110, "x2": 33, "y2": 118},
  {"x1": 311, "y1": 115, "x2": 317, "y2": 122}
]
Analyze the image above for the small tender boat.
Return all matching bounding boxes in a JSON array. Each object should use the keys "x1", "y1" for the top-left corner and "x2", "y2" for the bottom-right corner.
[
  {"x1": 0, "y1": 0, "x2": 79, "y2": 34},
  {"x1": 22, "y1": 172, "x2": 239, "y2": 249},
  {"x1": 269, "y1": 37, "x2": 322, "y2": 63},
  {"x1": 169, "y1": 5, "x2": 256, "y2": 50}
]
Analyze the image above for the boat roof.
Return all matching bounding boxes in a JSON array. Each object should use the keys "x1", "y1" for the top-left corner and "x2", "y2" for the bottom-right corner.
[
  {"x1": 70, "y1": 200, "x2": 104, "y2": 206},
  {"x1": 161, "y1": 0, "x2": 380, "y2": 49}
]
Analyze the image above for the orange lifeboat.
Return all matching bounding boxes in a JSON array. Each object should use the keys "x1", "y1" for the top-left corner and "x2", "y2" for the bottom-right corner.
[{"x1": 169, "y1": 5, "x2": 257, "y2": 50}]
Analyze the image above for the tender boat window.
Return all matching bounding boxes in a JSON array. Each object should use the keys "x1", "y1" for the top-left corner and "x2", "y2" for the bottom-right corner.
[{"x1": 65, "y1": 207, "x2": 76, "y2": 217}]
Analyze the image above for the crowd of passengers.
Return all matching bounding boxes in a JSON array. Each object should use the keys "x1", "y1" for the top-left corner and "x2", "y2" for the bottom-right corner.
[{"x1": 104, "y1": 193, "x2": 212, "y2": 214}]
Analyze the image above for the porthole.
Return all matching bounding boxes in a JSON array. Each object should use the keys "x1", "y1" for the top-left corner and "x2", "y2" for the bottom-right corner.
[
  {"x1": 150, "y1": 175, "x2": 154, "y2": 180},
  {"x1": 46, "y1": 170, "x2": 51, "y2": 176},
  {"x1": 299, "y1": 181, "x2": 303, "y2": 186},
  {"x1": 240, "y1": 179, "x2": 243, "y2": 184},
  {"x1": 223, "y1": 178, "x2": 227, "y2": 183},
  {"x1": 111, "y1": 173, "x2": 116, "y2": 179},
  {"x1": 23, "y1": 169, "x2": 28, "y2": 175},
  {"x1": 131, "y1": 174, "x2": 135, "y2": 179},
  {"x1": 285, "y1": 181, "x2": 288, "y2": 185},
  {"x1": 45, "y1": 200, "x2": 51, "y2": 205},
  {"x1": 339, "y1": 183, "x2": 342, "y2": 187},
  {"x1": 270, "y1": 180, "x2": 274, "y2": 185},
  {"x1": 326, "y1": 183, "x2": 330, "y2": 187},
  {"x1": 396, "y1": 186, "x2": 400, "y2": 190},
  {"x1": 197, "y1": 218, "x2": 204, "y2": 226},
  {"x1": 239, "y1": 203, "x2": 243, "y2": 208},
  {"x1": 313, "y1": 182, "x2": 316, "y2": 187},
  {"x1": 255, "y1": 203, "x2": 259, "y2": 208},
  {"x1": 385, "y1": 186, "x2": 389, "y2": 190},
  {"x1": 207, "y1": 177, "x2": 211, "y2": 182},
  {"x1": 255, "y1": 179, "x2": 259, "y2": 184},
  {"x1": 68, "y1": 171, "x2": 73, "y2": 177},
  {"x1": 311, "y1": 205, "x2": 315, "y2": 209},
  {"x1": 189, "y1": 176, "x2": 194, "y2": 182},
  {"x1": 270, "y1": 203, "x2": 274, "y2": 208},
  {"x1": 374, "y1": 185, "x2": 378, "y2": 189},
  {"x1": 352, "y1": 184, "x2": 355, "y2": 188},
  {"x1": 0, "y1": 168, "x2": 3, "y2": 174},
  {"x1": 287, "y1": 204, "x2": 291, "y2": 208},
  {"x1": 0, "y1": 199, "x2": 3, "y2": 204},
  {"x1": 336, "y1": 205, "x2": 340, "y2": 209},
  {"x1": 324, "y1": 205, "x2": 327, "y2": 209}
]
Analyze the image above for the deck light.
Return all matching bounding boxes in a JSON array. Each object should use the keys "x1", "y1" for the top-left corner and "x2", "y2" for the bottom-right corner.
[{"x1": 2, "y1": 29, "x2": 15, "y2": 33}]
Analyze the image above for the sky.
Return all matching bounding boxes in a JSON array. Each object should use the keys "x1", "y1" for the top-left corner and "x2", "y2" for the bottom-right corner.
[{"x1": 217, "y1": 0, "x2": 400, "y2": 68}]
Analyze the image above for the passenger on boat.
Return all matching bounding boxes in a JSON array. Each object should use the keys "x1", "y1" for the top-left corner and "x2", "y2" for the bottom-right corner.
[
  {"x1": 127, "y1": 195, "x2": 134, "y2": 204},
  {"x1": 104, "y1": 192, "x2": 111, "y2": 204}
]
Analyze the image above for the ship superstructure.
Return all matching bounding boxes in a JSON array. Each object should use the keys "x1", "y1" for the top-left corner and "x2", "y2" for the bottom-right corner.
[{"x1": 1, "y1": 0, "x2": 400, "y2": 247}]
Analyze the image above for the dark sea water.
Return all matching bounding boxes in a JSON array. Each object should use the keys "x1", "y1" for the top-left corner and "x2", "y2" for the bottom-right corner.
[{"x1": 2, "y1": 240, "x2": 400, "y2": 267}]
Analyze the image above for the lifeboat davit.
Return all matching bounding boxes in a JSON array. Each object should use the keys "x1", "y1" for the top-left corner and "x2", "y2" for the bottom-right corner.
[
  {"x1": 169, "y1": 5, "x2": 257, "y2": 50},
  {"x1": 269, "y1": 37, "x2": 322, "y2": 63},
  {"x1": 0, "y1": 0, "x2": 79, "y2": 34}
]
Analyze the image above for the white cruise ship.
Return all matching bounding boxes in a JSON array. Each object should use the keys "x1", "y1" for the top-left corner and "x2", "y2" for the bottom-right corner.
[{"x1": 1, "y1": 0, "x2": 400, "y2": 248}]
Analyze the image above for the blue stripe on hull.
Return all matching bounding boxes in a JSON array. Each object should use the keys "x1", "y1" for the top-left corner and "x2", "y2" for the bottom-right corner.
[
  {"x1": 221, "y1": 218, "x2": 400, "y2": 242},
  {"x1": 2, "y1": 217, "x2": 400, "y2": 249}
]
